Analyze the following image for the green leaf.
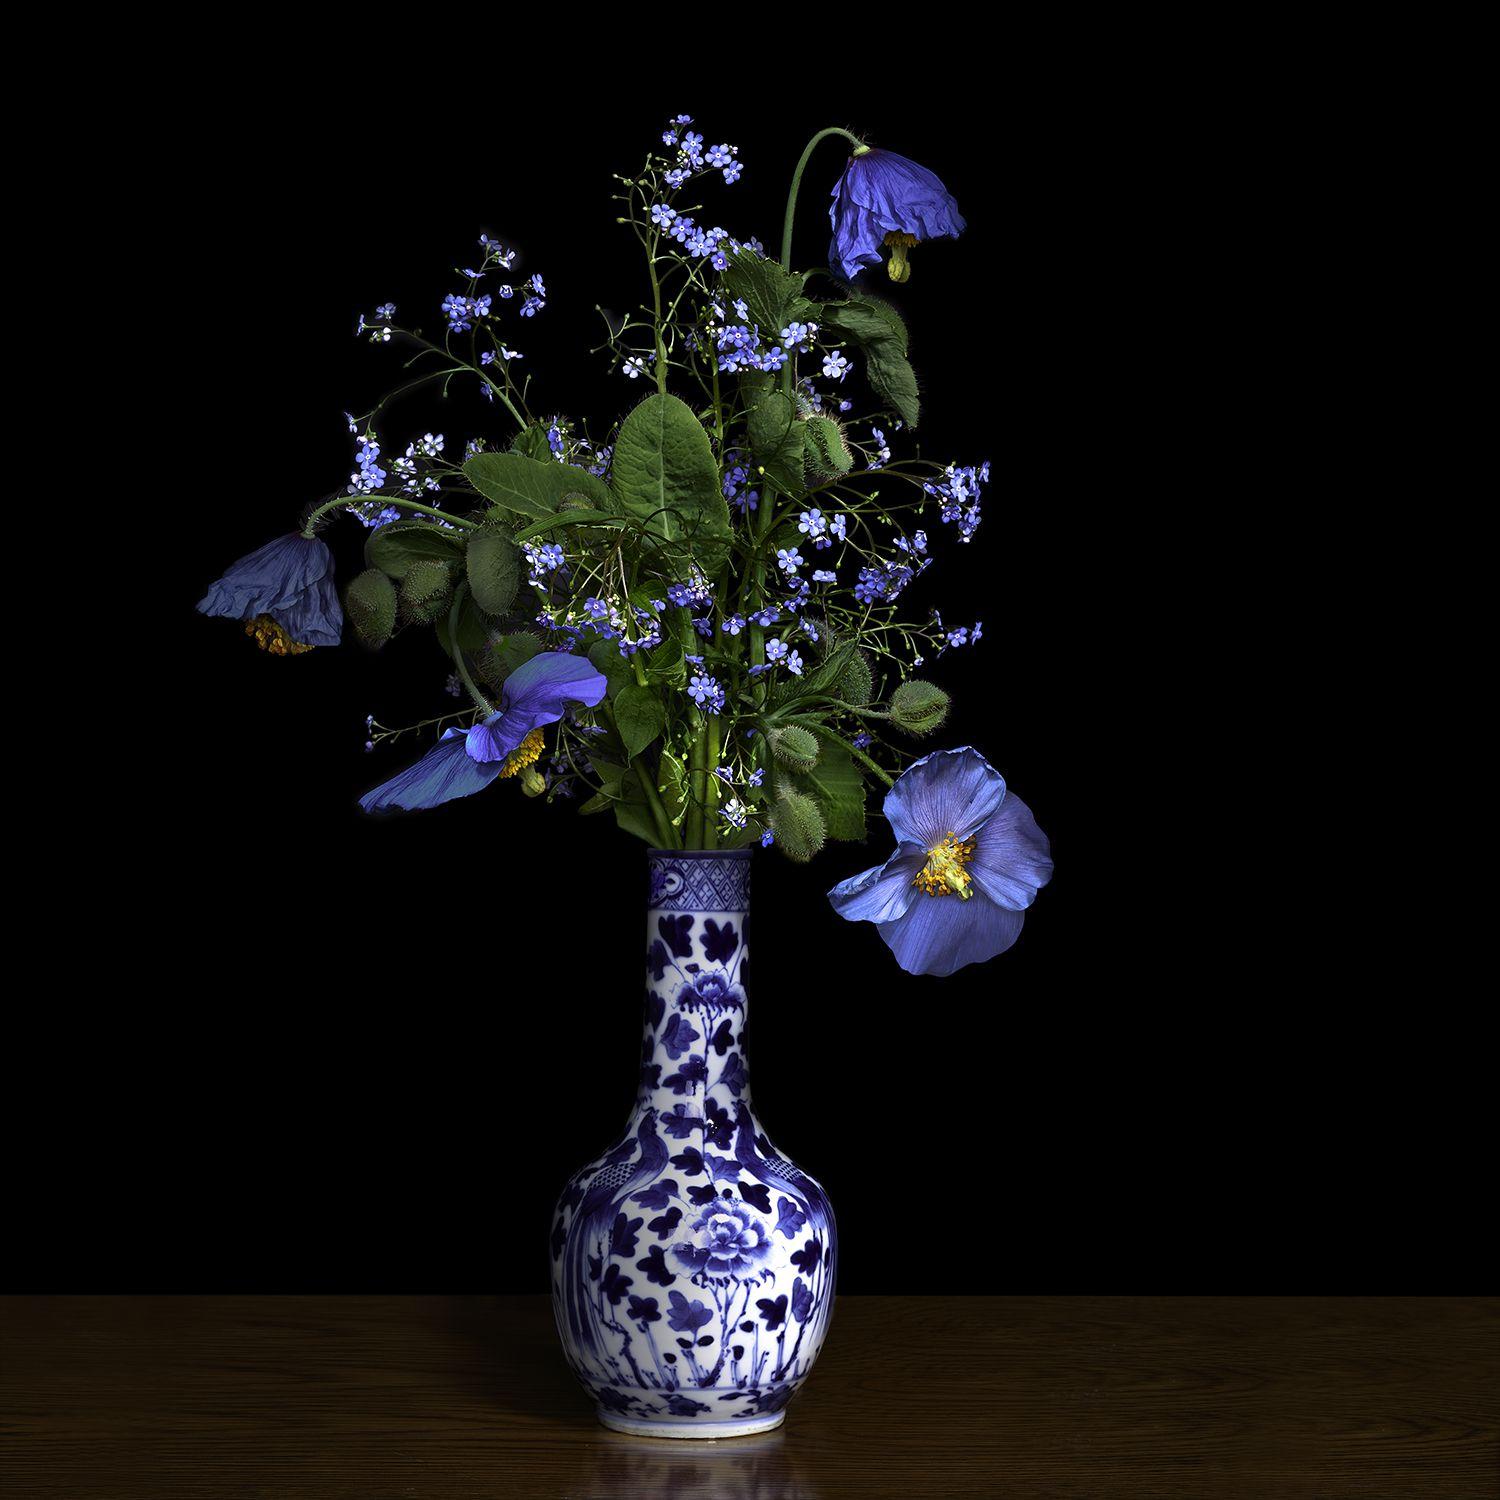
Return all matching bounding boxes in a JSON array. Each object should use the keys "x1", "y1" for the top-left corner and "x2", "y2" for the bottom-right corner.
[
  {"x1": 610, "y1": 393, "x2": 732, "y2": 575},
  {"x1": 365, "y1": 521, "x2": 466, "y2": 580},
  {"x1": 464, "y1": 451, "x2": 615, "y2": 521},
  {"x1": 510, "y1": 424, "x2": 556, "y2": 461},
  {"x1": 747, "y1": 393, "x2": 806, "y2": 494},
  {"x1": 821, "y1": 293, "x2": 921, "y2": 429},
  {"x1": 614, "y1": 682, "x2": 666, "y2": 759},
  {"x1": 478, "y1": 630, "x2": 542, "y2": 687},
  {"x1": 722, "y1": 247, "x2": 815, "y2": 333},
  {"x1": 465, "y1": 530, "x2": 519, "y2": 615},
  {"x1": 790, "y1": 732, "x2": 865, "y2": 842},
  {"x1": 344, "y1": 568, "x2": 398, "y2": 650},
  {"x1": 587, "y1": 637, "x2": 636, "y2": 696},
  {"x1": 614, "y1": 769, "x2": 662, "y2": 845}
]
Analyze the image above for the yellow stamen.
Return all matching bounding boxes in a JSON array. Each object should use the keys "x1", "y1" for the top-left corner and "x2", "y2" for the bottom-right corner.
[
  {"x1": 498, "y1": 726, "x2": 546, "y2": 778},
  {"x1": 244, "y1": 615, "x2": 314, "y2": 656},
  {"x1": 883, "y1": 231, "x2": 918, "y2": 283},
  {"x1": 913, "y1": 832, "x2": 977, "y2": 899}
]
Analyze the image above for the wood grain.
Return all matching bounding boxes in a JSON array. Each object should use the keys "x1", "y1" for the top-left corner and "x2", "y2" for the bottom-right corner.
[{"x1": 2, "y1": 1296, "x2": 1496, "y2": 1498}]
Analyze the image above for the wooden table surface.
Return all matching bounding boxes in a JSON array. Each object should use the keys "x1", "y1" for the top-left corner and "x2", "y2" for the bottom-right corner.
[{"x1": 2, "y1": 1296, "x2": 1496, "y2": 1498}]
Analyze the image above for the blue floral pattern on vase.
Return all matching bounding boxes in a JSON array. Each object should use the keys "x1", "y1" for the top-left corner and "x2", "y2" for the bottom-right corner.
[{"x1": 550, "y1": 849, "x2": 837, "y2": 1439}]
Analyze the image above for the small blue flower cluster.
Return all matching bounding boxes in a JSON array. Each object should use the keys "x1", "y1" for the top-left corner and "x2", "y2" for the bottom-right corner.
[
  {"x1": 660, "y1": 114, "x2": 742, "y2": 187},
  {"x1": 924, "y1": 461, "x2": 990, "y2": 542}
]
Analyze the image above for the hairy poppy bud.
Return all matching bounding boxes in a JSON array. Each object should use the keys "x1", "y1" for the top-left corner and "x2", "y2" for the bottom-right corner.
[
  {"x1": 889, "y1": 680, "x2": 950, "y2": 736},
  {"x1": 770, "y1": 790, "x2": 826, "y2": 863},
  {"x1": 768, "y1": 725, "x2": 821, "y2": 772}
]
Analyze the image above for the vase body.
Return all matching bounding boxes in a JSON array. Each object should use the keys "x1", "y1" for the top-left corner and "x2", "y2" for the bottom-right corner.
[{"x1": 549, "y1": 849, "x2": 837, "y2": 1439}]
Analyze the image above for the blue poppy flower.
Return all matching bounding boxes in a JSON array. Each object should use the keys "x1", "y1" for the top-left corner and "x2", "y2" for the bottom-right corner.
[
  {"x1": 196, "y1": 533, "x2": 343, "y2": 650},
  {"x1": 359, "y1": 652, "x2": 606, "y2": 813},
  {"x1": 828, "y1": 147, "x2": 967, "y2": 283},
  {"x1": 828, "y1": 747, "x2": 1051, "y2": 976}
]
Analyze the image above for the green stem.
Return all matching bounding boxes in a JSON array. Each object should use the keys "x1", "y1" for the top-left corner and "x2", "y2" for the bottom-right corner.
[
  {"x1": 634, "y1": 755, "x2": 679, "y2": 850},
  {"x1": 646, "y1": 229, "x2": 669, "y2": 395},
  {"x1": 446, "y1": 585, "x2": 493, "y2": 716},
  {"x1": 779, "y1": 126, "x2": 867, "y2": 391},
  {"x1": 704, "y1": 715, "x2": 722, "y2": 850},
  {"x1": 302, "y1": 493, "x2": 478, "y2": 538}
]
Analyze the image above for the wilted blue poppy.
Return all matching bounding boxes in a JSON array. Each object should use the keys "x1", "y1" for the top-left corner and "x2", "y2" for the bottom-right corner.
[
  {"x1": 828, "y1": 147, "x2": 967, "y2": 283},
  {"x1": 196, "y1": 533, "x2": 343, "y2": 652},
  {"x1": 828, "y1": 747, "x2": 1051, "y2": 976},
  {"x1": 359, "y1": 652, "x2": 606, "y2": 813}
]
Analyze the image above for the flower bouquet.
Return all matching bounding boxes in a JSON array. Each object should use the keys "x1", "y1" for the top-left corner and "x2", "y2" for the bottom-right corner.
[{"x1": 198, "y1": 116, "x2": 1053, "y2": 1435}]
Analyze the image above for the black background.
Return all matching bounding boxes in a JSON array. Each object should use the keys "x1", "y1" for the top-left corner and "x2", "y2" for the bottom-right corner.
[{"x1": 29, "y1": 62, "x2": 1485, "y2": 1294}]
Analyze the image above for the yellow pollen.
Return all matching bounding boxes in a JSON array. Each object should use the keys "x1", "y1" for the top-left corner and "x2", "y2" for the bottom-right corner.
[
  {"x1": 883, "y1": 231, "x2": 918, "y2": 283},
  {"x1": 498, "y1": 726, "x2": 546, "y2": 778},
  {"x1": 244, "y1": 615, "x2": 314, "y2": 656},
  {"x1": 913, "y1": 832, "x2": 977, "y2": 899}
]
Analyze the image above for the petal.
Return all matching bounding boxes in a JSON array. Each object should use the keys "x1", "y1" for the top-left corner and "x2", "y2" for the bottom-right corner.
[
  {"x1": 464, "y1": 714, "x2": 515, "y2": 764},
  {"x1": 968, "y1": 791, "x2": 1054, "y2": 911},
  {"x1": 839, "y1": 150, "x2": 967, "y2": 245},
  {"x1": 359, "y1": 727, "x2": 502, "y2": 813},
  {"x1": 196, "y1": 534, "x2": 334, "y2": 625},
  {"x1": 883, "y1": 746, "x2": 1006, "y2": 851},
  {"x1": 878, "y1": 895, "x2": 1026, "y2": 978},
  {"x1": 493, "y1": 651, "x2": 607, "y2": 742},
  {"x1": 827, "y1": 843, "x2": 926, "y2": 924}
]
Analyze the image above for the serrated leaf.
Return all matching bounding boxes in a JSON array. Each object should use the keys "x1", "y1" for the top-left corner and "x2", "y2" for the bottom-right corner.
[
  {"x1": 344, "y1": 568, "x2": 397, "y2": 650},
  {"x1": 464, "y1": 451, "x2": 615, "y2": 521},
  {"x1": 365, "y1": 521, "x2": 466, "y2": 580},
  {"x1": 722, "y1": 248, "x2": 816, "y2": 333},
  {"x1": 614, "y1": 682, "x2": 667, "y2": 759},
  {"x1": 611, "y1": 393, "x2": 732, "y2": 576},
  {"x1": 465, "y1": 530, "x2": 519, "y2": 615}
]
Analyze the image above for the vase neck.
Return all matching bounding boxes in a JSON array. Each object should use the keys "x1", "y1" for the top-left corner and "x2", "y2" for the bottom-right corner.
[{"x1": 641, "y1": 851, "x2": 754, "y2": 1128}]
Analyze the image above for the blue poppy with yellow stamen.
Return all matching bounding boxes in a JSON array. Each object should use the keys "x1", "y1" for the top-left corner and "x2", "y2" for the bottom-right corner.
[
  {"x1": 828, "y1": 147, "x2": 967, "y2": 283},
  {"x1": 196, "y1": 533, "x2": 343, "y2": 651},
  {"x1": 828, "y1": 746, "x2": 1051, "y2": 976},
  {"x1": 359, "y1": 652, "x2": 606, "y2": 813}
]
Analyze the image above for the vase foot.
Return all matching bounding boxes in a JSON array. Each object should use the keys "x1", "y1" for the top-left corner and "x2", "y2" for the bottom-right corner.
[{"x1": 597, "y1": 1409, "x2": 787, "y2": 1440}]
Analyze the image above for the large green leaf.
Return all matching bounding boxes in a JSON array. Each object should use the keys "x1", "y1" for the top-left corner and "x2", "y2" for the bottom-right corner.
[
  {"x1": 365, "y1": 521, "x2": 466, "y2": 580},
  {"x1": 722, "y1": 247, "x2": 815, "y2": 333},
  {"x1": 610, "y1": 393, "x2": 732, "y2": 575},
  {"x1": 747, "y1": 393, "x2": 806, "y2": 495},
  {"x1": 465, "y1": 530, "x2": 519, "y2": 615},
  {"x1": 464, "y1": 451, "x2": 615, "y2": 521},
  {"x1": 614, "y1": 682, "x2": 666, "y2": 759},
  {"x1": 821, "y1": 293, "x2": 921, "y2": 429}
]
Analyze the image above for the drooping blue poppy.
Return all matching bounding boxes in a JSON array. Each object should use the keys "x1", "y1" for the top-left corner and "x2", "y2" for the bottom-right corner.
[
  {"x1": 827, "y1": 747, "x2": 1051, "y2": 976},
  {"x1": 359, "y1": 651, "x2": 606, "y2": 813},
  {"x1": 828, "y1": 147, "x2": 967, "y2": 283},
  {"x1": 196, "y1": 533, "x2": 343, "y2": 651}
]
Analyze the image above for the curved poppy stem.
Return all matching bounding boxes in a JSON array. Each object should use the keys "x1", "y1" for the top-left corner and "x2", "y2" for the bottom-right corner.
[
  {"x1": 301, "y1": 493, "x2": 478, "y2": 538},
  {"x1": 780, "y1": 127, "x2": 867, "y2": 273}
]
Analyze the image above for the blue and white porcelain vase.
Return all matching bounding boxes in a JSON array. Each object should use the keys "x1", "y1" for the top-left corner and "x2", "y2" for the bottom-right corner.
[{"x1": 550, "y1": 849, "x2": 837, "y2": 1439}]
